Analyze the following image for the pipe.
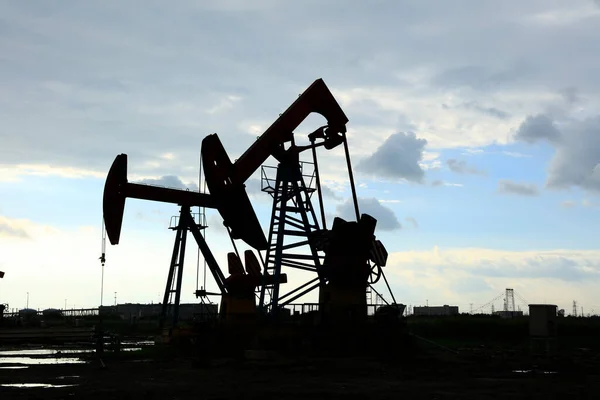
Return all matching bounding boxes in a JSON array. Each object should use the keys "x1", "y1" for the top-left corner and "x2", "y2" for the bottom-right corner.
[
  {"x1": 311, "y1": 141, "x2": 327, "y2": 229},
  {"x1": 381, "y1": 270, "x2": 397, "y2": 305},
  {"x1": 342, "y1": 132, "x2": 360, "y2": 221}
]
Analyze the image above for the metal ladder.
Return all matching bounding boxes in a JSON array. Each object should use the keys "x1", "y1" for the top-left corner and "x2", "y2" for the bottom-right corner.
[{"x1": 259, "y1": 161, "x2": 324, "y2": 314}]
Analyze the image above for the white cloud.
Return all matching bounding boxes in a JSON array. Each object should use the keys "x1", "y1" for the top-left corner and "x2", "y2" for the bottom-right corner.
[
  {"x1": 0, "y1": 164, "x2": 105, "y2": 182},
  {"x1": 0, "y1": 215, "x2": 41, "y2": 239},
  {"x1": 160, "y1": 153, "x2": 175, "y2": 161},
  {"x1": 404, "y1": 217, "x2": 419, "y2": 229},
  {"x1": 136, "y1": 175, "x2": 199, "y2": 191},
  {"x1": 420, "y1": 151, "x2": 442, "y2": 171},
  {"x1": 386, "y1": 246, "x2": 600, "y2": 309},
  {"x1": 205, "y1": 94, "x2": 242, "y2": 115},
  {"x1": 463, "y1": 148, "x2": 485, "y2": 155},
  {"x1": 0, "y1": 217, "x2": 239, "y2": 310},
  {"x1": 502, "y1": 151, "x2": 531, "y2": 158},
  {"x1": 431, "y1": 180, "x2": 464, "y2": 188},
  {"x1": 582, "y1": 199, "x2": 599, "y2": 208},
  {"x1": 521, "y1": 4, "x2": 600, "y2": 27}
]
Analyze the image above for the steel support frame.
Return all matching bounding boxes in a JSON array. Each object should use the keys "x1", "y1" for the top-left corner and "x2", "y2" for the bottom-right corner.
[
  {"x1": 160, "y1": 208, "x2": 189, "y2": 330},
  {"x1": 159, "y1": 205, "x2": 228, "y2": 330},
  {"x1": 259, "y1": 160, "x2": 324, "y2": 315}
]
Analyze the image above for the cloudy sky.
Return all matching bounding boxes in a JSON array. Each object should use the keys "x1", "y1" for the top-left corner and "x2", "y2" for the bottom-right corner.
[{"x1": 1, "y1": 0, "x2": 600, "y2": 315}]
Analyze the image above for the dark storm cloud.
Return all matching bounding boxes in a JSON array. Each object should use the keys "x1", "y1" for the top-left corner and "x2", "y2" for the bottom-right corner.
[
  {"x1": 335, "y1": 197, "x2": 401, "y2": 231},
  {"x1": 357, "y1": 132, "x2": 427, "y2": 183},
  {"x1": 1, "y1": 1, "x2": 600, "y2": 183},
  {"x1": 461, "y1": 101, "x2": 511, "y2": 119},
  {"x1": 320, "y1": 185, "x2": 343, "y2": 201},
  {"x1": 446, "y1": 159, "x2": 485, "y2": 176},
  {"x1": 559, "y1": 87, "x2": 581, "y2": 106},
  {"x1": 514, "y1": 114, "x2": 561, "y2": 143},
  {"x1": 515, "y1": 114, "x2": 600, "y2": 193},
  {"x1": 497, "y1": 180, "x2": 540, "y2": 196}
]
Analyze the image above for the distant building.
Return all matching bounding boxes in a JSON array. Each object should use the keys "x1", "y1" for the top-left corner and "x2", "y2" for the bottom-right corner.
[
  {"x1": 493, "y1": 310, "x2": 524, "y2": 318},
  {"x1": 413, "y1": 305, "x2": 459, "y2": 316}
]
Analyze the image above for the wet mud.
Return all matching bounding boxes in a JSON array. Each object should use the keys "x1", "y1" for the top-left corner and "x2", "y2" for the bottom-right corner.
[{"x1": 1, "y1": 343, "x2": 599, "y2": 399}]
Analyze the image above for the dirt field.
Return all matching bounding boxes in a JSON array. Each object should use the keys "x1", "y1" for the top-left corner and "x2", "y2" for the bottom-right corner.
[{"x1": 1, "y1": 344, "x2": 599, "y2": 399}]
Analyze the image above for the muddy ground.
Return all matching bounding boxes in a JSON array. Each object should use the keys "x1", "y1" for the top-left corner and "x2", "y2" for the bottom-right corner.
[{"x1": 1, "y1": 344, "x2": 599, "y2": 399}]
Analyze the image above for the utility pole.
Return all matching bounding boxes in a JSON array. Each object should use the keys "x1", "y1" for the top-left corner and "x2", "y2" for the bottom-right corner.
[
  {"x1": 114, "y1": 292, "x2": 117, "y2": 306},
  {"x1": 573, "y1": 301, "x2": 578, "y2": 317},
  {"x1": 26, "y1": 292, "x2": 29, "y2": 309},
  {"x1": 470, "y1": 303, "x2": 473, "y2": 314}
]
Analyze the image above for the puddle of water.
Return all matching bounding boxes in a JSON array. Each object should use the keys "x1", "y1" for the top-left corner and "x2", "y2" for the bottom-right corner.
[
  {"x1": 0, "y1": 357, "x2": 86, "y2": 365},
  {"x1": 0, "y1": 366, "x2": 29, "y2": 369},
  {"x1": 122, "y1": 347, "x2": 142, "y2": 352},
  {"x1": 0, "y1": 349, "x2": 93, "y2": 356},
  {"x1": 63, "y1": 349, "x2": 94, "y2": 354},
  {"x1": 0, "y1": 349, "x2": 55, "y2": 356},
  {"x1": 512, "y1": 370, "x2": 557, "y2": 375},
  {"x1": 122, "y1": 340, "x2": 154, "y2": 346},
  {"x1": 1, "y1": 383, "x2": 78, "y2": 389}
]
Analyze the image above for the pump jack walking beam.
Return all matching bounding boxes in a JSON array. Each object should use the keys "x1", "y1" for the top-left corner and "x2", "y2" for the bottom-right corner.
[
  {"x1": 103, "y1": 154, "x2": 240, "y2": 328},
  {"x1": 102, "y1": 153, "x2": 266, "y2": 250}
]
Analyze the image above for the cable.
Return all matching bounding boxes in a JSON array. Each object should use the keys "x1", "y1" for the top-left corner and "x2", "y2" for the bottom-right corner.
[
  {"x1": 203, "y1": 181, "x2": 207, "y2": 291},
  {"x1": 514, "y1": 291, "x2": 530, "y2": 309},
  {"x1": 99, "y1": 219, "x2": 106, "y2": 307},
  {"x1": 471, "y1": 291, "x2": 505, "y2": 314},
  {"x1": 196, "y1": 146, "x2": 202, "y2": 292}
]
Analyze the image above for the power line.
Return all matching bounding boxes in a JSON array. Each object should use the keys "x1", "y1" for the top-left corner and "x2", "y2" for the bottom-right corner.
[{"x1": 471, "y1": 290, "x2": 505, "y2": 314}]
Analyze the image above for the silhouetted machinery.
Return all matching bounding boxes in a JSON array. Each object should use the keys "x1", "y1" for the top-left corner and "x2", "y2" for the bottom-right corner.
[{"x1": 102, "y1": 78, "x2": 398, "y2": 334}]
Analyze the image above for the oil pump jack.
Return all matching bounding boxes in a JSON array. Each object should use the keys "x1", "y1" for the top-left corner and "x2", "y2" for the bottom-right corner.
[
  {"x1": 103, "y1": 154, "x2": 266, "y2": 329},
  {"x1": 102, "y1": 78, "x2": 396, "y2": 332}
]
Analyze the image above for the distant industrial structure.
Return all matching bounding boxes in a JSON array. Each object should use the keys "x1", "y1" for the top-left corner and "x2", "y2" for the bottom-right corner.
[
  {"x1": 100, "y1": 303, "x2": 218, "y2": 321},
  {"x1": 2, "y1": 302, "x2": 218, "y2": 323},
  {"x1": 493, "y1": 310, "x2": 524, "y2": 318},
  {"x1": 413, "y1": 305, "x2": 459, "y2": 316}
]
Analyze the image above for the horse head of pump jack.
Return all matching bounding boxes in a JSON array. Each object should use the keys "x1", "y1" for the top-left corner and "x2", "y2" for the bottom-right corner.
[
  {"x1": 200, "y1": 78, "x2": 349, "y2": 242},
  {"x1": 103, "y1": 78, "x2": 348, "y2": 252},
  {"x1": 102, "y1": 153, "x2": 267, "y2": 250}
]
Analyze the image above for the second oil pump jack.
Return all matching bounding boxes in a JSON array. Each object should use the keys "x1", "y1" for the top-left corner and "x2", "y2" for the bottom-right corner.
[{"x1": 102, "y1": 78, "x2": 398, "y2": 332}]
